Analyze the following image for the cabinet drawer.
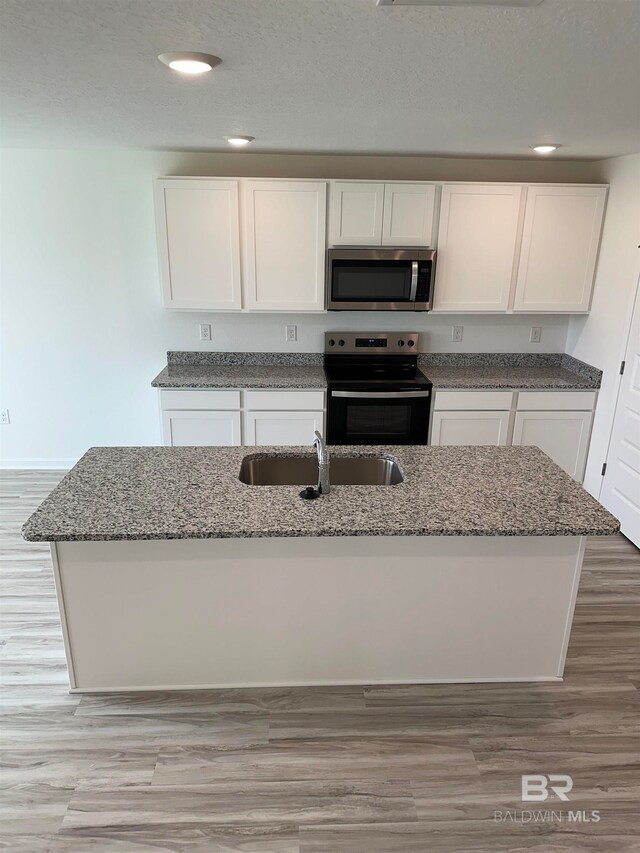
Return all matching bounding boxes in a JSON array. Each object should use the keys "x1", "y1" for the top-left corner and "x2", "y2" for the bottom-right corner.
[
  {"x1": 244, "y1": 390, "x2": 325, "y2": 411},
  {"x1": 159, "y1": 389, "x2": 241, "y2": 410},
  {"x1": 433, "y1": 391, "x2": 514, "y2": 411},
  {"x1": 517, "y1": 391, "x2": 596, "y2": 411}
]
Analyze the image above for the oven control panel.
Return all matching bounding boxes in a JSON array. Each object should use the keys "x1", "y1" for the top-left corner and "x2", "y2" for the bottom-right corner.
[{"x1": 325, "y1": 332, "x2": 419, "y2": 354}]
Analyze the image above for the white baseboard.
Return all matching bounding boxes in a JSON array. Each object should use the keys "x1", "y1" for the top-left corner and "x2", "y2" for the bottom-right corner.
[{"x1": 0, "y1": 458, "x2": 75, "y2": 470}]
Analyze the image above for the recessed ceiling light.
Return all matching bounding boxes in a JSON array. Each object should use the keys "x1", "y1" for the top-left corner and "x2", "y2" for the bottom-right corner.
[
  {"x1": 158, "y1": 52, "x2": 222, "y2": 75},
  {"x1": 225, "y1": 136, "x2": 255, "y2": 146},
  {"x1": 531, "y1": 144, "x2": 561, "y2": 154}
]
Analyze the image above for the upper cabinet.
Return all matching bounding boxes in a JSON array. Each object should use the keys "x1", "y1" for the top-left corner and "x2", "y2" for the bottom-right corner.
[
  {"x1": 513, "y1": 186, "x2": 607, "y2": 313},
  {"x1": 329, "y1": 182, "x2": 436, "y2": 247},
  {"x1": 155, "y1": 177, "x2": 607, "y2": 315},
  {"x1": 432, "y1": 183, "x2": 607, "y2": 314},
  {"x1": 432, "y1": 184, "x2": 523, "y2": 312},
  {"x1": 155, "y1": 179, "x2": 242, "y2": 310},
  {"x1": 242, "y1": 181, "x2": 326, "y2": 312}
]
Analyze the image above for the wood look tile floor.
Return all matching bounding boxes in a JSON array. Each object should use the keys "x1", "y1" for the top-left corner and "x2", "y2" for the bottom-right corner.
[{"x1": 1, "y1": 471, "x2": 638, "y2": 852}]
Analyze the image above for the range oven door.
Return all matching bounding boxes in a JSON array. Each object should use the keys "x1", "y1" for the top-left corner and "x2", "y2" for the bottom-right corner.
[
  {"x1": 327, "y1": 389, "x2": 431, "y2": 445},
  {"x1": 327, "y1": 249, "x2": 435, "y2": 311}
]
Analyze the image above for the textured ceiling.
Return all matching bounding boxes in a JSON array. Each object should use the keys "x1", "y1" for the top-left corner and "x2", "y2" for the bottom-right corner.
[{"x1": 1, "y1": 0, "x2": 639, "y2": 157}]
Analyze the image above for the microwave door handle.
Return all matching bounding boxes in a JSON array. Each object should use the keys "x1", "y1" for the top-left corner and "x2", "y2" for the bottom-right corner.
[{"x1": 409, "y1": 261, "x2": 419, "y2": 301}]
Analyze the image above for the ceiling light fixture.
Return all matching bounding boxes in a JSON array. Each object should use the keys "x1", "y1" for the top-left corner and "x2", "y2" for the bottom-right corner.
[
  {"x1": 225, "y1": 136, "x2": 255, "y2": 146},
  {"x1": 531, "y1": 144, "x2": 560, "y2": 154},
  {"x1": 158, "y1": 52, "x2": 222, "y2": 75}
]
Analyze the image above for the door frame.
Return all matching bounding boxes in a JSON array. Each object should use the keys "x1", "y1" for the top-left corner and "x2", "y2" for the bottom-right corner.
[{"x1": 598, "y1": 273, "x2": 640, "y2": 500}]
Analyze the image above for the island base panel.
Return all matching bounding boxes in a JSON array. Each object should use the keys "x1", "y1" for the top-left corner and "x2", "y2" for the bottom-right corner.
[{"x1": 51, "y1": 535, "x2": 584, "y2": 692}]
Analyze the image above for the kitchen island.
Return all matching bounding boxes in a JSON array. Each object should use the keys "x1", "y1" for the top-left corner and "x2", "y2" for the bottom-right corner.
[{"x1": 22, "y1": 445, "x2": 618, "y2": 692}]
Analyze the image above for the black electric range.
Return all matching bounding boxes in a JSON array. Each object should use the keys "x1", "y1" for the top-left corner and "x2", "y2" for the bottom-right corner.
[{"x1": 324, "y1": 332, "x2": 432, "y2": 445}]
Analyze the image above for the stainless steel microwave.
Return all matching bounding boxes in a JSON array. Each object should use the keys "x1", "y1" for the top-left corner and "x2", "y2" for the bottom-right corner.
[{"x1": 327, "y1": 248, "x2": 436, "y2": 311}]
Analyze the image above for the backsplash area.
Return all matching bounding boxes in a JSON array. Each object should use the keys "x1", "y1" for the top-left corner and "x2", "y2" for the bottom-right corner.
[{"x1": 165, "y1": 312, "x2": 571, "y2": 354}]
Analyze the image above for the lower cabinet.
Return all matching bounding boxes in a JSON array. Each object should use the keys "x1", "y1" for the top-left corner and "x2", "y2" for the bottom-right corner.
[
  {"x1": 430, "y1": 389, "x2": 596, "y2": 481},
  {"x1": 243, "y1": 410, "x2": 324, "y2": 446},
  {"x1": 431, "y1": 410, "x2": 511, "y2": 447},
  {"x1": 512, "y1": 410, "x2": 593, "y2": 481},
  {"x1": 159, "y1": 388, "x2": 325, "y2": 447},
  {"x1": 161, "y1": 410, "x2": 242, "y2": 447}
]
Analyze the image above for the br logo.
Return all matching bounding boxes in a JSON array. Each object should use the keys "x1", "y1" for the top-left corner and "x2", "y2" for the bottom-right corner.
[{"x1": 521, "y1": 774, "x2": 573, "y2": 802}]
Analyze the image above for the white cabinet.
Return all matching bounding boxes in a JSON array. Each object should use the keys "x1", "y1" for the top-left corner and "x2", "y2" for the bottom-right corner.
[
  {"x1": 431, "y1": 410, "x2": 512, "y2": 446},
  {"x1": 513, "y1": 186, "x2": 607, "y2": 313},
  {"x1": 155, "y1": 179, "x2": 241, "y2": 310},
  {"x1": 244, "y1": 411, "x2": 325, "y2": 446},
  {"x1": 512, "y1": 410, "x2": 593, "y2": 481},
  {"x1": 159, "y1": 388, "x2": 325, "y2": 447},
  {"x1": 329, "y1": 182, "x2": 385, "y2": 246},
  {"x1": 432, "y1": 184, "x2": 523, "y2": 312},
  {"x1": 381, "y1": 184, "x2": 436, "y2": 246},
  {"x1": 162, "y1": 410, "x2": 242, "y2": 447},
  {"x1": 329, "y1": 182, "x2": 436, "y2": 247},
  {"x1": 430, "y1": 388, "x2": 596, "y2": 480},
  {"x1": 242, "y1": 181, "x2": 326, "y2": 311},
  {"x1": 243, "y1": 389, "x2": 325, "y2": 446}
]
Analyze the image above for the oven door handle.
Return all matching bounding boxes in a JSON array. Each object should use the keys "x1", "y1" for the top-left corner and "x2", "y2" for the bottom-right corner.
[
  {"x1": 409, "y1": 261, "x2": 419, "y2": 302},
  {"x1": 331, "y1": 390, "x2": 430, "y2": 399}
]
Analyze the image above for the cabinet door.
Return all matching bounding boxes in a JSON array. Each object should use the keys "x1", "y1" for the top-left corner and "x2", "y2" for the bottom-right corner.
[
  {"x1": 432, "y1": 184, "x2": 523, "y2": 312},
  {"x1": 155, "y1": 179, "x2": 241, "y2": 310},
  {"x1": 513, "y1": 186, "x2": 607, "y2": 312},
  {"x1": 162, "y1": 410, "x2": 241, "y2": 447},
  {"x1": 329, "y1": 182, "x2": 385, "y2": 246},
  {"x1": 243, "y1": 181, "x2": 326, "y2": 311},
  {"x1": 381, "y1": 183, "x2": 436, "y2": 247},
  {"x1": 244, "y1": 411, "x2": 324, "y2": 446},
  {"x1": 512, "y1": 410, "x2": 593, "y2": 481},
  {"x1": 431, "y1": 411, "x2": 511, "y2": 446}
]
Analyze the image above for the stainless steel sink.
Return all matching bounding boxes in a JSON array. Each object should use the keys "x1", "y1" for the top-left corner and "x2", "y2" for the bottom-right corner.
[{"x1": 238, "y1": 454, "x2": 404, "y2": 486}]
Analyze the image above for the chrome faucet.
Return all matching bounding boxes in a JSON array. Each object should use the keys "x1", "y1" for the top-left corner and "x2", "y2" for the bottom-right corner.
[{"x1": 313, "y1": 430, "x2": 330, "y2": 495}]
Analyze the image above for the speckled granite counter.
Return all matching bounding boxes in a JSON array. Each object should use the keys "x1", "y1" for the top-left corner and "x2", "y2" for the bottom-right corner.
[
  {"x1": 418, "y1": 353, "x2": 601, "y2": 390},
  {"x1": 152, "y1": 364, "x2": 327, "y2": 390},
  {"x1": 22, "y1": 445, "x2": 618, "y2": 542},
  {"x1": 151, "y1": 351, "x2": 600, "y2": 392},
  {"x1": 152, "y1": 351, "x2": 326, "y2": 389}
]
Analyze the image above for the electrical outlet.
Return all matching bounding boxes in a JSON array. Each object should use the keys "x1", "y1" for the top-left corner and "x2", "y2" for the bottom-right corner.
[
  {"x1": 1, "y1": 409, "x2": 9, "y2": 425},
  {"x1": 451, "y1": 325, "x2": 464, "y2": 343},
  {"x1": 199, "y1": 323, "x2": 212, "y2": 342},
  {"x1": 285, "y1": 324, "x2": 297, "y2": 342},
  {"x1": 529, "y1": 326, "x2": 542, "y2": 343}
]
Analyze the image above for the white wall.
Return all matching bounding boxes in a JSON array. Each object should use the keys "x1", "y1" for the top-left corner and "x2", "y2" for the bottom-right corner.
[
  {"x1": 0, "y1": 148, "x2": 597, "y2": 466},
  {"x1": 566, "y1": 152, "x2": 640, "y2": 497}
]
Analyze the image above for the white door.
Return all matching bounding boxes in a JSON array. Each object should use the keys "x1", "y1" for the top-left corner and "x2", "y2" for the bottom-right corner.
[
  {"x1": 155, "y1": 179, "x2": 241, "y2": 310},
  {"x1": 432, "y1": 184, "x2": 523, "y2": 312},
  {"x1": 513, "y1": 185, "x2": 607, "y2": 313},
  {"x1": 243, "y1": 181, "x2": 326, "y2": 311},
  {"x1": 328, "y1": 182, "x2": 385, "y2": 246},
  {"x1": 162, "y1": 411, "x2": 242, "y2": 447},
  {"x1": 381, "y1": 184, "x2": 436, "y2": 247},
  {"x1": 430, "y1": 411, "x2": 511, "y2": 446},
  {"x1": 512, "y1": 410, "x2": 593, "y2": 481},
  {"x1": 244, "y1": 411, "x2": 324, "y2": 446},
  {"x1": 601, "y1": 282, "x2": 640, "y2": 545}
]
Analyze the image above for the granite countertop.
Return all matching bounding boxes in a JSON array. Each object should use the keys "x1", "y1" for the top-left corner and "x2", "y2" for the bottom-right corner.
[
  {"x1": 421, "y1": 366, "x2": 598, "y2": 390},
  {"x1": 152, "y1": 364, "x2": 327, "y2": 390},
  {"x1": 22, "y1": 445, "x2": 618, "y2": 542},
  {"x1": 151, "y1": 352, "x2": 601, "y2": 392}
]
